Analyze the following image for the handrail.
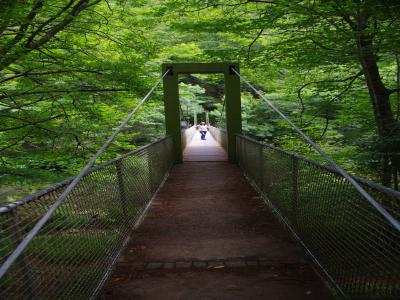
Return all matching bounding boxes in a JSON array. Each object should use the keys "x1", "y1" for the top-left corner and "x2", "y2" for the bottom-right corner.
[
  {"x1": 232, "y1": 67, "x2": 400, "y2": 232},
  {"x1": 0, "y1": 69, "x2": 171, "y2": 279}
]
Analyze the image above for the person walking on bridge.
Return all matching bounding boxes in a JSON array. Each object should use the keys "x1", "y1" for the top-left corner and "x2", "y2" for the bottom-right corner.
[{"x1": 198, "y1": 122, "x2": 208, "y2": 140}]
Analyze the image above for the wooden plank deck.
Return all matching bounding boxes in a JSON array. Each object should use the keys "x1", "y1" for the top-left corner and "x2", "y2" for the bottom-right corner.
[{"x1": 101, "y1": 136, "x2": 334, "y2": 300}]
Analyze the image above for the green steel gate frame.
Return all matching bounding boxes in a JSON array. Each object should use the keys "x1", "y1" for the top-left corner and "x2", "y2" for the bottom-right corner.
[{"x1": 162, "y1": 63, "x2": 241, "y2": 163}]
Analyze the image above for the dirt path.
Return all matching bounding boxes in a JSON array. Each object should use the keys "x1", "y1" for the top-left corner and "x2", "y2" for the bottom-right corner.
[{"x1": 100, "y1": 159, "x2": 334, "y2": 299}]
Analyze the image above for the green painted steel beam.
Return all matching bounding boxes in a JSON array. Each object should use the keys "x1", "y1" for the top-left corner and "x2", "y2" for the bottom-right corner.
[
  {"x1": 162, "y1": 65, "x2": 181, "y2": 162},
  {"x1": 223, "y1": 64, "x2": 241, "y2": 162},
  {"x1": 162, "y1": 63, "x2": 241, "y2": 163},
  {"x1": 163, "y1": 63, "x2": 236, "y2": 74}
]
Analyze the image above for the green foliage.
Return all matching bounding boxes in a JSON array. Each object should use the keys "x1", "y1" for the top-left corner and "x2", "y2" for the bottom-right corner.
[
  {"x1": 0, "y1": 0, "x2": 167, "y2": 202},
  {"x1": 1, "y1": 0, "x2": 400, "y2": 203}
]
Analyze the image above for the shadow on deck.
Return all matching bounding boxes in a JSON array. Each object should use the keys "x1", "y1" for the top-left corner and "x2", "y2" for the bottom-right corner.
[{"x1": 100, "y1": 132, "x2": 334, "y2": 300}]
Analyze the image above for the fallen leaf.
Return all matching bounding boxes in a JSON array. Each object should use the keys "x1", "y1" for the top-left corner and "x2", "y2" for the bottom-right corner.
[{"x1": 208, "y1": 265, "x2": 224, "y2": 269}]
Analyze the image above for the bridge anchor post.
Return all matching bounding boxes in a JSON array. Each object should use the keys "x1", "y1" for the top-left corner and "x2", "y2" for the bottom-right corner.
[{"x1": 162, "y1": 63, "x2": 241, "y2": 163}]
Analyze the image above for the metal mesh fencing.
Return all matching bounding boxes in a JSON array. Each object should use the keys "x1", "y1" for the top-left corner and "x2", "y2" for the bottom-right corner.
[
  {"x1": 181, "y1": 126, "x2": 196, "y2": 150},
  {"x1": 236, "y1": 134, "x2": 400, "y2": 300},
  {"x1": 0, "y1": 136, "x2": 173, "y2": 300},
  {"x1": 208, "y1": 126, "x2": 228, "y2": 151}
]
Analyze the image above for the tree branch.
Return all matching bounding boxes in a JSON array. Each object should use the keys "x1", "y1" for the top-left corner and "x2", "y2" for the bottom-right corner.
[
  {"x1": 0, "y1": 131, "x2": 32, "y2": 152},
  {"x1": 26, "y1": 0, "x2": 98, "y2": 49},
  {"x1": 7, "y1": 1, "x2": 44, "y2": 50},
  {"x1": 0, "y1": 69, "x2": 104, "y2": 84},
  {"x1": 25, "y1": 0, "x2": 75, "y2": 48},
  {"x1": 0, "y1": 0, "x2": 102, "y2": 71},
  {"x1": 0, "y1": 114, "x2": 64, "y2": 132},
  {"x1": 386, "y1": 88, "x2": 400, "y2": 95},
  {"x1": 297, "y1": 70, "x2": 364, "y2": 126},
  {"x1": 0, "y1": 88, "x2": 128, "y2": 100},
  {"x1": 247, "y1": 27, "x2": 265, "y2": 59},
  {"x1": 0, "y1": 96, "x2": 48, "y2": 115}
]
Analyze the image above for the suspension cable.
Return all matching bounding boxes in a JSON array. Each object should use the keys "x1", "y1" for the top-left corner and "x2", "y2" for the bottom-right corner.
[
  {"x1": 0, "y1": 69, "x2": 171, "y2": 279},
  {"x1": 232, "y1": 67, "x2": 400, "y2": 232}
]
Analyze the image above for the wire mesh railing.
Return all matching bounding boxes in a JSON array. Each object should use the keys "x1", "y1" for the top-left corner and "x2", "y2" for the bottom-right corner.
[
  {"x1": 231, "y1": 67, "x2": 399, "y2": 232},
  {"x1": 208, "y1": 126, "x2": 228, "y2": 151},
  {"x1": 0, "y1": 136, "x2": 173, "y2": 300},
  {"x1": 181, "y1": 125, "x2": 196, "y2": 150},
  {"x1": 236, "y1": 134, "x2": 400, "y2": 300}
]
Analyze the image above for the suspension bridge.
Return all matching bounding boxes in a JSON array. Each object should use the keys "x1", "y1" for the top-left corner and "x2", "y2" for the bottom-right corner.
[{"x1": 0, "y1": 63, "x2": 399, "y2": 300}]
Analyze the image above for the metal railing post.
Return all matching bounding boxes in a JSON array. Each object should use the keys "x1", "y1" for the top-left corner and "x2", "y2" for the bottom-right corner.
[{"x1": 291, "y1": 156, "x2": 299, "y2": 228}]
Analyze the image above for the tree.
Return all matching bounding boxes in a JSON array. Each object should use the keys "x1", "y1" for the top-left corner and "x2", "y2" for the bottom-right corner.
[
  {"x1": 164, "y1": 0, "x2": 400, "y2": 187},
  {"x1": 0, "y1": 0, "x2": 103, "y2": 71},
  {"x1": 0, "y1": 0, "x2": 163, "y2": 199}
]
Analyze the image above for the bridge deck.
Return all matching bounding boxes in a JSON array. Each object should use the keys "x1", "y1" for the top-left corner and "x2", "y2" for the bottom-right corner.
[
  {"x1": 183, "y1": 130, "x2": 227, "y2": 161},
  {"x1": 101, "y1": 136, "x2": 333, "y2": 299}
]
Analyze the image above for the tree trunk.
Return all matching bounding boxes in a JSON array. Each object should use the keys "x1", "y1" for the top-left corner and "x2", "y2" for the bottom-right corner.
[{"x1": 356, "y1": 35, "x2": 400, "y2": 186}]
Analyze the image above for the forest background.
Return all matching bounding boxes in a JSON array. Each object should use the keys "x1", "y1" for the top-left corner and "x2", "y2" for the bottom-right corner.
[{"x1": 1, "y1": 0, "x2": 399, "y2": 203}]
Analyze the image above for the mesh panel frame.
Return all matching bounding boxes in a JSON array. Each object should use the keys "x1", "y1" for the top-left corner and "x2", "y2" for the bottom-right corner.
[
  {"x1": 236, "y1": 134, "x2": 400, "y2": 300},
  {"x1": 0, "y1": 136, "x2": 174, "y2": 300},
  {"x1": 208, "y1": 126, "x2": 228, "y2": 151}
]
